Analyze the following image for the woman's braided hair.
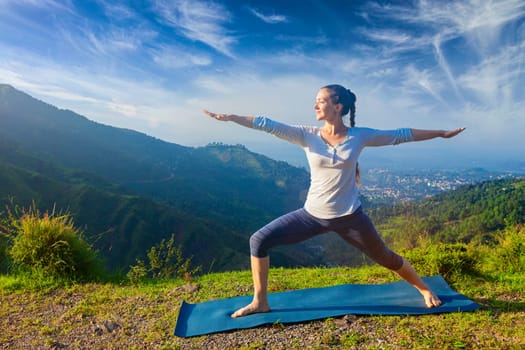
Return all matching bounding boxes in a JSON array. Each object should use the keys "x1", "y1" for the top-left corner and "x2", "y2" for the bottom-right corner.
[{"x1": 321, "y1": 84, "x2": 360, "y2": 185}]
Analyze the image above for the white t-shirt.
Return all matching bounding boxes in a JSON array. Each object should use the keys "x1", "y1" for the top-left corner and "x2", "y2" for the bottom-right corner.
[{"x1": 253, "y1": 116, "x2": 414, "y2": 219}]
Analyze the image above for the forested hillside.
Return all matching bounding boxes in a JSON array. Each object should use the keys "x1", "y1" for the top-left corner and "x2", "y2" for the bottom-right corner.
[
  {"x1": 0, "y1": 140, "x2": 249, "y2": 272},
  {"x1": 0, "y1": 84, "x2": 313, "y2": 272},
  {"x1": 368, "y1": 177, "x2": 525, "y2": 250}
]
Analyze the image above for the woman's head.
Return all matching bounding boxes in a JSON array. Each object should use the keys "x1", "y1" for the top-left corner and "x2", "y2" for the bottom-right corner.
[{"x1": 321, "y1": 84, "x2": 357, "y2": 127}]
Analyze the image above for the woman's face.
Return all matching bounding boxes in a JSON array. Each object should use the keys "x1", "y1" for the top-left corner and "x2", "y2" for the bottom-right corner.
[{"x1": 314, "y1": 88, "x2": 341, "y2": 122}]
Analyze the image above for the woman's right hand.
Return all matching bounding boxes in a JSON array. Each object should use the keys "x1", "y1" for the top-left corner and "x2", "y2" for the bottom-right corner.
[
  {"x1": 202, "y1": 109, "x2": 255, "y2": 128},
  {"x1": 202, "y1": 109, "x2": 233, "y2": 121}
]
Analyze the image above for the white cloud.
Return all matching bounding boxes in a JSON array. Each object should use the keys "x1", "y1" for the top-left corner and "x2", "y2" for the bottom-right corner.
[
  {"x1": 72, "y1": 24, "x2": 155, "y2": 59},
  {"x1": 153, "y1": 0, "x2": 236, "y2": 57},
  {"x1": 105, "y1": 100, "x2": 137, "y2": 118},
  {"x1": 193, "y1": 77, "x2": 234, "y2": 95},
  {"x1": 152, "y1": 45, "x2": 212, "y2": 69},
  {"x1": 386, "y1": 0, "x2": 525, "y2": 56},
  {"x1": 432, "y1": 33, "x2": 463, "y2": 102},
  {"x1": 417, "y1": 0, "x2": 525, "y2": 32},
  {"x1": 0, "y1": 0, "x2": 73, "y2": 12},
  {"x1": 249, "y1": 8, "x2": 287, "y2": 24},
  {"x1": 457, "y1": 42, "x2": 525, "y2": 107},
  {"x1": 360, "y1": 28, "x2": 412, "y2": 45},
  {"x1": 402, "y1": 65, "x2": 449, "y2": 107},
  {"x1": 356, "y1": 0, "x2": 524, "y2": 121},
  {"x1": 369, "y1": 0, "x2": 525, "y2": 33},
  {"x1": 96, "y1": 1, "x2": 138, "y2": 21}
]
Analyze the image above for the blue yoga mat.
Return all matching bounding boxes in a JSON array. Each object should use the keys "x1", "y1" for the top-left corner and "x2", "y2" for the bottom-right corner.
[{"x1": 174, "y1": 275, "x2": 480, "y2": 337}]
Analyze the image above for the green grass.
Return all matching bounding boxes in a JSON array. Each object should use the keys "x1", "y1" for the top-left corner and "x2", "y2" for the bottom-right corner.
[
  {"x1": 1, "y1": 265, "x2": 524, "y2": 349},
  {"x1": 1, "y1": 225, "x2": 524, "y2": 348}
]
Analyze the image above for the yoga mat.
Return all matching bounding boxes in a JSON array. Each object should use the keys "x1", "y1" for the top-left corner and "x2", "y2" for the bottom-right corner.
[{"x1": 174, "y1": 275, "x2": 480, "y2": 337}]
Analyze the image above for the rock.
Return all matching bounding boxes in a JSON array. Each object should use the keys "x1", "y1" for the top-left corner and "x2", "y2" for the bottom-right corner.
[
  {"x1": 104, "y1": 320, "x2": 120, "y2": 333},
  {"x1": 171, "y1": 283, "x2": 201, "y2": 295},
  {"x1": 50, "y1": 341, "x2": 68, "y2": 349}
]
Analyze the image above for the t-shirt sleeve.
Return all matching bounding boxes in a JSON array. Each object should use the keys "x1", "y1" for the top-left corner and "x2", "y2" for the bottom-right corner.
[
  {"x1": 360, "y1": 127, "x2": 414, "y2": 146},
  {"x1": 252, "y1": 116, "x2": 307, "y2": 146}
]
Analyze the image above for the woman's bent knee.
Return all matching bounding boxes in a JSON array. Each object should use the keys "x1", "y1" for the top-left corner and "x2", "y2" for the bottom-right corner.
[
  {"x1": 383, "y1": 252, "x2": 403, "y2": 271},
  {"x1": 249, "y1": 232, "x2": 268, "y2": 258}
]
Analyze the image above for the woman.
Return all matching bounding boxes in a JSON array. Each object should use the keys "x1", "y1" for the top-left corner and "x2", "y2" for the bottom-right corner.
[{"x1": 203, "y1": 84, "x2": 465, "y2": 318}]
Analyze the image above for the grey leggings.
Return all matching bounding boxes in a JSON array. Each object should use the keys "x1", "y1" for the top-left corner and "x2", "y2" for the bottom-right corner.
[{"x1": 249, "y1": 207, "x2": 403, "y2": 270}]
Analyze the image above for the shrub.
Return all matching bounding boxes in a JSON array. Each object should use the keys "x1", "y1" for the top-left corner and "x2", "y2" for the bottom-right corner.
[
  {"x1": 128, "y1": 234, "x2": 201, "y2": 283},
  {"x1": 126, "y1": 259, "x2": 148, "y2": 285},
  {"x1": 4, "y1": 205, "x2": 103, "y2": 281},
  {"x1": 403, "y1": 242, "x2": 479, "y2": 281},
  {"x1": 488, "y1": 225, "x2": 525, "y2": 273}
]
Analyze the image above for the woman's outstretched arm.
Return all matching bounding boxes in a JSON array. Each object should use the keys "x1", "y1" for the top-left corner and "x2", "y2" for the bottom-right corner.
[
  {"x1": 411, "y1": 127, "x2": 466, "y2": 141},
  {"x1": 203, "y1": 109, "x2": 255, "y2": 128}
]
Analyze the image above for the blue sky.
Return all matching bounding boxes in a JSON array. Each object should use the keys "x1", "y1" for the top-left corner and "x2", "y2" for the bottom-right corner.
[{"x1": 1, "y1": 0, "x2": 524, "y2": 169}]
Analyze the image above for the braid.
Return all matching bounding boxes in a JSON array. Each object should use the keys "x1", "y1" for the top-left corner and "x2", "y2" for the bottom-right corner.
[
  {"x1": 348, "y1": 89, "x2": 356, "y2": 128},
  {"x1": 346, "y1": 89, "x2": 359, "y2": 185}
]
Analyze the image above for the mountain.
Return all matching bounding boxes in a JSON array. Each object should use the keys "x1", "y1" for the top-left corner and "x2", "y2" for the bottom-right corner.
[
  {"x1": 2, "y1": 84, "x2": 523, "y2": 273},
  {"x1": 0, "y1": 84, "x2": 312, "y2": 272}
]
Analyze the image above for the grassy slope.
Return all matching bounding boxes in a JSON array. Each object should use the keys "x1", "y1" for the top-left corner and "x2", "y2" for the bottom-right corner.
[{"x1": 1, "y1": 266, "x2": 524, "y2": 350}]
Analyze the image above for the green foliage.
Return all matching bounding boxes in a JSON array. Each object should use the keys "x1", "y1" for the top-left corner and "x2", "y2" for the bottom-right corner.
[
  {"x1": 127, "y1": 234, "x2": 201, "y2": 284},
  {"x1": 2, "y1": 205, "x2": 104, "y2": 281},
  {"x1": 370, "y1": 178, "x2": 525, "y2": 245},
  {"x1": 0, "y1": 209, "x2": 10, "y2": 273},
  {"x1": 0, "y1": 233, "x2": 8, "y2": 274},
  {"x1": 126, "y1": 259, "x2": 148, "y2": 285},
  {"x1": 403, "y1": 242, "x2": 479, "y2": 281},
  {"x1": 485, "y1": 225, "x2": 525, "y2": 273}
]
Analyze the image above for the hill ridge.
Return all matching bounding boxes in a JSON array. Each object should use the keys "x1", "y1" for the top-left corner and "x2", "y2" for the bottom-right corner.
[{"x1": 0, "y1": 84, "x2": 311, "y2": 272}]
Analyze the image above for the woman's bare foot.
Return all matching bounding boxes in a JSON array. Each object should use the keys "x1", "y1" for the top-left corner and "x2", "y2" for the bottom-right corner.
[
  {"x1": 393, "y1": 257, "x2": 442, "y2": 308},
  {"x1": 231, "y1": 301, "x2": 270, "y2": 318},
  {"x1": 420, "y1": 289, "x2": 442, "y2": 308}
]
